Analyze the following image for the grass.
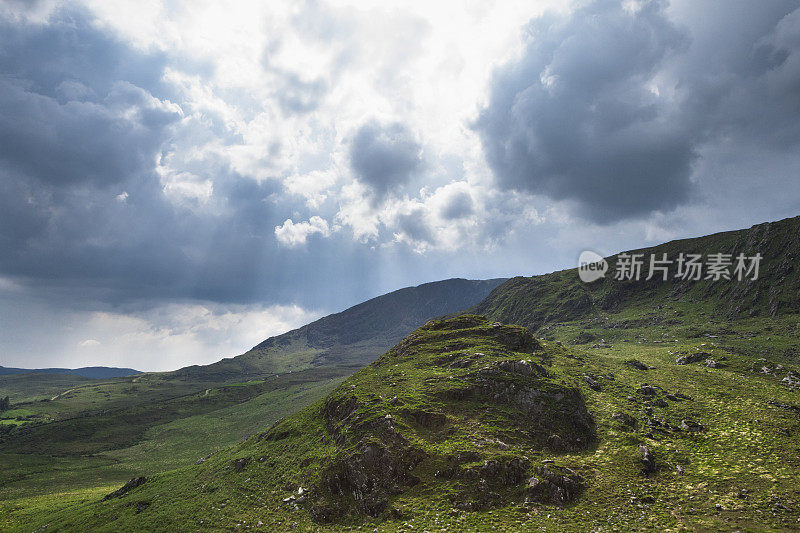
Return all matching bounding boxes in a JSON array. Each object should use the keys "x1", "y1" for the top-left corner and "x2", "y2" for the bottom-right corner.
[
  {"x1": 0, "y1": 368, "x2": 348, "y2": 503},
  {"x1": 8, "y1": 312, "x2": 799, "y2": 531}
]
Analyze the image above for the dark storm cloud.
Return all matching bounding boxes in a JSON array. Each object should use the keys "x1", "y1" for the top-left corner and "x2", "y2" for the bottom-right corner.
[
  {"x1": 476, "y1": 0, "x2": 800, "y2": 223},
  {"x1": 476, "y1": 0, "x2": 691, "y2": 223},
  {"x1": 349, "y1": 120, "x2": 422, "y2": 199},
  {"x1": 0, "y1": 7, "x2": 178, "y2": 190},
  {"x1": 0, "y1": 9, "x2": 170, "y2": 102},
  {"x1": 0, "y1": 7, "x2": 182, "y2": 284},
  {"x1": 671, "y1": 2, "x2": 800, "y2": 148},
  {"x1": 0, "y1": 6, "x2": 409, "y2": 312},
  {"x1": 0, "y1": 7, "x2": 283, "y2": 304},
  {"x1": 0, "y1": 78, "x2": 180, "y2": 188}
]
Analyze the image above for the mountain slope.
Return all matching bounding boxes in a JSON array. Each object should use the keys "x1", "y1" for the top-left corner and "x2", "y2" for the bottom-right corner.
[
  {"x1": 473, "y1": 215, "x2": 800, "y2": 332},
  {"x1": 172, "y1": 278, "x2": 507, "y2": 381},
  {"x1": 0, "y1": 366, "x2": 141, "y2": 379}
]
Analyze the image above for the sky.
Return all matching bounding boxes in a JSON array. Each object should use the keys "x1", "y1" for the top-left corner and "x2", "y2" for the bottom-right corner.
[{"x1": 1, "y1": 0, "x2": 799, "y2": 371}]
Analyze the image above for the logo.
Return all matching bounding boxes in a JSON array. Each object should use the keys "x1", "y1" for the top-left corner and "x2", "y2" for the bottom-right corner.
[
  {"x1": 577, "y1": 250, "x2": 762, "y2": 283},
  {"x1": 578, "y1": 250, "x2": 608, "y2": 283}
]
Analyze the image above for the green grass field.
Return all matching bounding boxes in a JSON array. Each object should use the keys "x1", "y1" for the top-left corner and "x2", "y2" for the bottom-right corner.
[{"x1": 3, "y1": 310, "x2": 797, "y2": 531}]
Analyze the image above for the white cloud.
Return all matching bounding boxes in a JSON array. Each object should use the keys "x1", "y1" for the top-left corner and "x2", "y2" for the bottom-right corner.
[
  {"x1": 77, "y1": 0, "x2": 566, "y2": 251},
  {"x1": 274, "y1": 216, "x2": 331, "y2": 247},
  {"x1": 284, "y1": 169, "x2": 339, "y2": 208},
  {"x1": 0, "y1": 297, "x2": 321, "y2": 371},
  {"x1": 78, "y1": 339, "x2": 101, "y2": 347}
]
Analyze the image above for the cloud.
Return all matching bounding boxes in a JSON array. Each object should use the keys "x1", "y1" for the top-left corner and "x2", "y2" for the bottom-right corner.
[
  {"x1": 78, "y1": 339, "x2": 100, "y2": 347},
  {"x1": 476, "y1": 0, "x2": 800, "y2": 224},
  {"x1": 349, "y1": 120, "x2": 422, "y2": 199},
  {"x1": 275, "y1": 72, "x2": 327, "y2": 115},
  {"x1": 275, "y1": 216, "x2": 331, "y2": 247},
  {"x1": 0, "y1": 78, "x2": 181, "y2": 188},
  {"x1": 0, "y1": 297, "x2": 320, "y2": 371},
  {"x1": 670, "y1": 1, "x2": 800, "y2": 147},
  {"x1": 437, "y1": 186, "x2": 475, "y2": 220},
  {"x1": 476, "y1": 0, "x2": 692, "y2": 223}
]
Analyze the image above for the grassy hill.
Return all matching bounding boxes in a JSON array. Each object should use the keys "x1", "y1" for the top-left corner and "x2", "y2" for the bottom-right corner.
[
  {"x1": 473, "y1": 215, "x2": 800, "y2": 331},
  {"x1": 0, "y1": 278, "x2": 505, "y2": 506}
]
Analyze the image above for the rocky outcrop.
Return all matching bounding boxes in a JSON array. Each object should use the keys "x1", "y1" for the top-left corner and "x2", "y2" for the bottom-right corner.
[
  {"x1": 304, "y1": 316, "x2": 596, "y2": 523},
  {"x1": 102, "y1": 477, "x2": 147, "y2": 501},
  {"x1": 676, "y1": 352, "x2": 710, "y2": 365},
  {"x1": 624, "y1": 359, "x2": 649, "y2": 370},
  {"x1": 311, "y1": 442, "x2": 425, "y2": 521},
  {"x1": 639, "y1": 445, "x2": 656, "y2": 475},
  {"x1": 525, "y1": 465, "x2": 584, "y2": 505}
]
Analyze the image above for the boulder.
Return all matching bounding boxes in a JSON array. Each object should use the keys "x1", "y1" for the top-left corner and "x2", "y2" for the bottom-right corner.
[
  {"x1": 583, "y1": 375, "x2": 601, "y2": 391},
  {"x1": 233, "y1": 457, "x2": 249, "y2": 472},
  {"x1": 612, "y1": 412, "x2": 638, "y2": 428},
  {"x1": 675, "y1": 352, "x2": 710, "y2": 365},
  {"x1": 102, "y1": 477, "x2": 147, "y2": 501},
  {"x1": 679, "y1": 419, "x2": 704, "y2": 432},
  {"x1": 638, "y1": 385, "x2": 658, "y2": 396},
  {"x1": 639, "y1": 445, "x2": 657, "y2": 475},
  {"x1": 525, "y1": 465, "x2": 584, "y2": 505},
  {"x1": 624, "y1": 359, "x2": 649, "y2": 371}
]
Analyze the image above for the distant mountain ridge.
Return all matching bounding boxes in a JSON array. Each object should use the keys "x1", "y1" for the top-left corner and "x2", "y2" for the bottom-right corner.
[
  {"x1": 171, "y1": 277, "x2": 507, "y2": 381},
  {"x1": 0, "y1": 366, "x2": 141, "y2": 379}
]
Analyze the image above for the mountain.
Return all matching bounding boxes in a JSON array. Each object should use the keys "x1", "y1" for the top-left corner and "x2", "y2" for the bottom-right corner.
[
  {"x1": 473, "y1": 215, "x2": 800, "y2": 332},
  {"x1": 0, "y1": 366, "x2": 141, "y2": 379},
  {"x1": 171, "y1": 277, "x2": 507, "y2": 381}
]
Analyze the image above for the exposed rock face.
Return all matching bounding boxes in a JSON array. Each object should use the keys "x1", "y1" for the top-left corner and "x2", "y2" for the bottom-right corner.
[
  {"x1": 525, "y1": 465, "x2": 584, "y2": 505},
  {"x1": 583, "y1": 375, "x2": 601, "y2": 391},
  {"x1": 461, "y1": 457, "x2": 530, "y2": 485},
  {"x1": 638, "y1": 385, "x2": 658, "y2": 396},
  {"x1": 639, "y1": 445, "x2": 657, "y2": 475},
  {"x1": 102, "y1": 477, "x2": 147, "y2": 501},
  {"x1": 680, "y1": 420, "x2": 704, "y2": 432},
  {"x1": 312, "y1": 442, "x2": 425, "y2": 521},
  {"x1": 676, "y1": 352, "x2": 710, "y2": 365},
  {"x1": 625, "y1": 359, "x2": 649, "y2": 370},
  {"x1": 783, "y1": 371, "x2": 800, "y2": 389}
]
